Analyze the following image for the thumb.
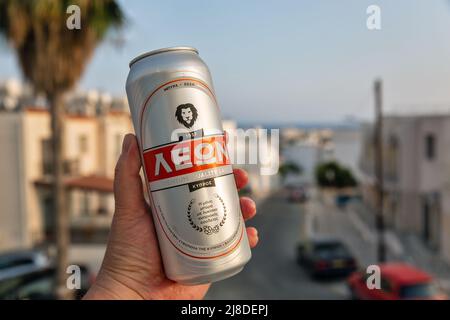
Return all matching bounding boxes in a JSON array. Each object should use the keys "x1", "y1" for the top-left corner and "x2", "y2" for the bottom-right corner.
[{"x1": 114, "y1": 133, "x2": 148, "y2": 215}]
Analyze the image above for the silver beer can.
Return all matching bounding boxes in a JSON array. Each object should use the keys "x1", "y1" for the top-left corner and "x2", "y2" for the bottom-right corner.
[{"x1": 126, "y1": 46, "x2": 251, "y2": 284}]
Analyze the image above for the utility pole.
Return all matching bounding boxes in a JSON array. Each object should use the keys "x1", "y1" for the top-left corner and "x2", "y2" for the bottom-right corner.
[{"x1": 374, "y1": 79, "x2": 386, "y2": 263}]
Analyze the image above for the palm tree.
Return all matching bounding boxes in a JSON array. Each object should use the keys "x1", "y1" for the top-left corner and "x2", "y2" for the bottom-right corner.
[{"x1": 0, "y1": 0, "x2": 124, "y2": 298}]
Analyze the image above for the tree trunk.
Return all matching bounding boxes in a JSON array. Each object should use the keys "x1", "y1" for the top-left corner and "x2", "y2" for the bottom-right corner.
[{"x1": 49, "y1": 93, "x2": 72, "y2": 299}]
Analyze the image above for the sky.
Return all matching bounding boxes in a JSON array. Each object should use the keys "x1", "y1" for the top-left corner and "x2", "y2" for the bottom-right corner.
[{"x1": 2, "y1": 0, "x2": 450, "y2": 124}]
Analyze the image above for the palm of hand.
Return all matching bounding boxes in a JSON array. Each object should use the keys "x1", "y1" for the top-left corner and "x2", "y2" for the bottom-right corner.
[{"x1": 84, "y1": 134, "x2": 258, "y2": 300}]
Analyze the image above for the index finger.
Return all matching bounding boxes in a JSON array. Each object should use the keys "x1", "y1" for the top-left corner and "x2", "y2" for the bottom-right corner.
[{"x1": 233, "y1": 168, "x2": 248, "y2": 190}]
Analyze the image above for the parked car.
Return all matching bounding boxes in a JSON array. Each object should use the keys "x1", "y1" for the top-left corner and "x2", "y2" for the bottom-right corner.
[
  {"x1": 297, "y1": 237, "x2": 358, "y2": 278},
  {"x1": 0, "y1": 250, "x2": 50, "y2": 282},
  {"x1": 0, "y1": 264, "x2": 93, "y2": 300},
  {"x1": 335, "y1": 194, "x2": 351, "y2": 208},
  {"x1": 0, "y1": 250, "x2": 93, "y2": 299},
  {"x1": 288, "y1": 185, "x2": 307, "y2": 203},
  {"x1": 348, "y1": 263, "x2": 447, "y2": 300}
]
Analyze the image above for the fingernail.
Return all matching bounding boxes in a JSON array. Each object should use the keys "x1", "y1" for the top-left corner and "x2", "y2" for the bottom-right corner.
[
  {"x1": 245, "y1": 197, "x2": 256, "y2": 212},
  {"x1": 250, "y1": 200, "x2": 256, "y2": 211},
  {"x1": 122, "y1": 134, "x2": 132, "y2": 154}
]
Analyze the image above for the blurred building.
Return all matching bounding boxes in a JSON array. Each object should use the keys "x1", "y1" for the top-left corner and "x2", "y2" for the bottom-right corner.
[
  {"x1": 0, "y1": 78, "x2": 45, "y2": 111},
  {"x1": 330, "y1": 128, "x2": 363, "y2": 180},
  {"x1": 282, "y1": 131, "x2": 331, "y2": 185},
  {"x1": 359, "y1": 114, "x2": 450, "y2": 263},
  {"x1": 0, "y1": 95, "x2": 277, "y2": 251},
  {"x1": 0, "y1": 94, "x2": 132, "y2": 251},
  {"x1": 280, "y1": 127, "x2": 306, "y2": 145},
  {"x1": 281, "y1": 126, "x2": 362, "y2": 185},
  {"x1": 223, "y1": 120, "x2": 279, "y2": 197}
]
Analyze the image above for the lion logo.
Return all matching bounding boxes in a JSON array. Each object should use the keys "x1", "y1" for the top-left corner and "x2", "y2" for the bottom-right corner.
[{"x1": 175, "y1": 103, "x2": 198, "y2": 128}]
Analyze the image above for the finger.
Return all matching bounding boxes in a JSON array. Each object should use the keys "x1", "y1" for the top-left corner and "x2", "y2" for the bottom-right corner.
[
  {"x1": 246, "y1": 227, "x2": 259, "y2": 248},
  {"x1": 240, "y1": 197, "x2": 256, "y2": 221},
  {"x1": 114, "y1": 134, "x2": 147, "y2": 215},
  {"x1": 233, "y1": 168, "x2": 248, "y2": 190}
]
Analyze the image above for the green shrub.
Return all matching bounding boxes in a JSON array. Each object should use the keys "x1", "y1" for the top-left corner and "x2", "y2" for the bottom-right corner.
[{"x1": 315, "y1": 161, "x2": 357, "y2": 188}]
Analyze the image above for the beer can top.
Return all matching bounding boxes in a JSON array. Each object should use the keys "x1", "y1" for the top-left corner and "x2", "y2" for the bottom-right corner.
[{"x1": 129, "y1": 46, "x2": 199, "y2": 68}]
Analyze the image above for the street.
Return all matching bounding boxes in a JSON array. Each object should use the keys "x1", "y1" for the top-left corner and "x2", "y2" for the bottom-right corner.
[
  {"x1": 69, "y1": 188, "x2": 450, "y2": 299},
  {"x1": 206, "y1": 191, "x2": 362, "y2": 299}
]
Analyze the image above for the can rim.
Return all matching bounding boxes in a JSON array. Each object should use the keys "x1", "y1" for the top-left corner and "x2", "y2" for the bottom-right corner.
[{"x1": 129, "y1": 46, "x2": 199, "y2": 68}]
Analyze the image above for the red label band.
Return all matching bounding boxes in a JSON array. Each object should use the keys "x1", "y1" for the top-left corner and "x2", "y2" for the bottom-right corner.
[{"x1": 143, "y1": 135, "x2": 230, "y2": 182}]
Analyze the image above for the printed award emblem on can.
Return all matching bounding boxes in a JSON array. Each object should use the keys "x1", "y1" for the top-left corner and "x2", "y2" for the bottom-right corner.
[{"x1": 126, "y1": 47, "x2": 251, "y2": 284}]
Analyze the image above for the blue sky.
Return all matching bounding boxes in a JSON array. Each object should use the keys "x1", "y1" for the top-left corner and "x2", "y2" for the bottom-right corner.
[{"x1": 2, "y1": 0, "x2": 450, "y2": 124}]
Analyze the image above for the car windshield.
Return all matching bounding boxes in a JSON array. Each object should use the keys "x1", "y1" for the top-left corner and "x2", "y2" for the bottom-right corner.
[
  {"x1": 314, "y1": 243, "x2": 348, "y2": 259},
  {"x1": 399, "y1": 282, "x2": 438, "y2": 299}
]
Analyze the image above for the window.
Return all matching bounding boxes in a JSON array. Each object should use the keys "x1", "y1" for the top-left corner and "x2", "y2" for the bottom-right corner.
[
  {"x1": 386, "y1": 135, "x2": 399, "y2": 180},
  {"x1": 313, "y1": 243, "x2": 349, "y2": 259},
  {"x1": 41, "y1": 138, "x2": 52, "y2": 175},
  {"x1": 115, "y1": 133, "x2": 122, "y2": 159},
  {"x1": 79, "y1": 135, "x2": 88, "y2": 153},
  {"x1": 380, "y1": 277, "x2": 393, "y2": 293},
  {"x1": 81, "y1": 192, "x2": 90, "y2": 216},
  {"x1": 425, "y1": 134, "x2": 436, "y2": 160},
  {"x1": 399, "y1": 283, "x2": 438, "y2": 299}
]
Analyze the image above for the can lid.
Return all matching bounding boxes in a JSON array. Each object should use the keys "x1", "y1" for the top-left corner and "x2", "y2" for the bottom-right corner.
[{"x1": 129, "y1": 46, "x2": 199, "y2": 68}]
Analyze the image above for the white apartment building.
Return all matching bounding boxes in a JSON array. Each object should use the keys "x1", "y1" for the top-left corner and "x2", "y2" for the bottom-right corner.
[
  {"x1": 0, "y1": 78, "x2": 44, "y2": 111},
  {"x1": 281, "y1": 127, "x2": 362, "y2": 185},
  {"x1": 223, "y1": 120, "x2": 280, "y2": 196},
  {"x1": 0, "y1": 105, "x2": 133, "y2": 251},
  {"x1": 360, "y1": 114, "x2": 450, "y2": 263}
]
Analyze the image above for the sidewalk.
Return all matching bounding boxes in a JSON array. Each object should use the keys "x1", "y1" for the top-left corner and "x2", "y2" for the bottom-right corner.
[{"x1": 348, "y1": 200, "x2": 450, "y2": 293}]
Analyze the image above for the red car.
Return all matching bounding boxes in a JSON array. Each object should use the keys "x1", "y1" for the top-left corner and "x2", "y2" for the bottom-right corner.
[{"x1": 348, "y1": 263, "x2": 447, "y2": 300}]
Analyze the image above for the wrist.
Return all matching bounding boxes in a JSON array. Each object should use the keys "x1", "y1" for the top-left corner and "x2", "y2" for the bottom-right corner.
[{"x1": 83, "y1": 271, "x2": 146, "y2": 300}]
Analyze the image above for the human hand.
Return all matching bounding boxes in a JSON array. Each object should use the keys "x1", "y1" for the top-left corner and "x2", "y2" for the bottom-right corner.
[{"x1": 84, "y1": 134, "x2": 258, "y2": 300}]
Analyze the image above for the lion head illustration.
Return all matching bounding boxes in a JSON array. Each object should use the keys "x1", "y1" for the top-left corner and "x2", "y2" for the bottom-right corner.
[{"x1": 175, "y1": 103, "x2": 198, "y2": 128}]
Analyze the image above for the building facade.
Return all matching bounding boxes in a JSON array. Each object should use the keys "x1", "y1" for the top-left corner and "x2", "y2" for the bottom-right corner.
[
  {"x1": 360, "y1": 114, "x2": 450, "y2": 263},
  {"x1": 281, "y1": 126, "x2": 362, "y2": 185},
  {"x1": 222, "y1": 120, "x2": 280, "y2": 196},
  {"x1": 0, "y1": 105, "x2": 133, "y2": 251}
]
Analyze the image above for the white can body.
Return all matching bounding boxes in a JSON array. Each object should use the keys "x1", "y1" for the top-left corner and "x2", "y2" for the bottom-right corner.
[{"x1": 126, "y1": 47, "x2": 251, "y2": 284}]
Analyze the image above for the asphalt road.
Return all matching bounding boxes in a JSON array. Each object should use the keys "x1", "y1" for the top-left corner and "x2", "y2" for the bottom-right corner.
[
  {"x1": 69, "y1": 188, "x2": 450, "y2": 298},
  {"x1": 206, "y1": 192, "x2": 350, "y2": 299}
]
